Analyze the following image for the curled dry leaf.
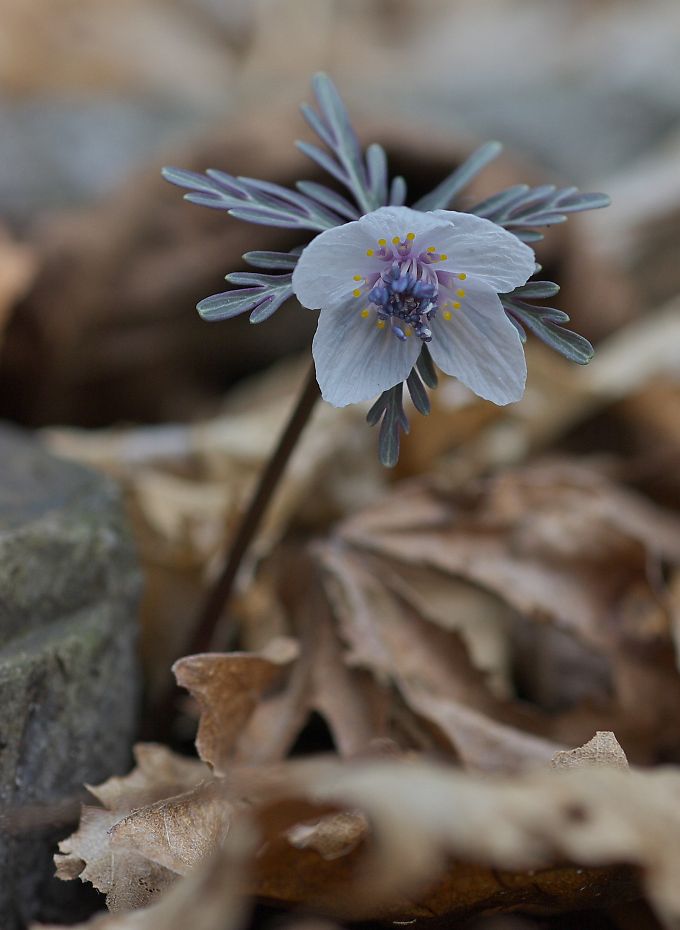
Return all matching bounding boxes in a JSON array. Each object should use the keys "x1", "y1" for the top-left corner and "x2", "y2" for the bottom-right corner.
[
  {"x1": 246, "y1": 756, "x2": 680, "y2": 925},
  {"x1": 551, "y1": 731, "x2": 629, "y2": 771},
  {"x1": 54, "y1": 805, "x2": 177, "y2": 912},
  {"x1": 316, "y1": 543, "x2": 562, "y2": 772},
  {"x1": 109, "y1": 780, "x2": 233, "y2": 877},
  {"x1": 55, "y1": 741, "x2": 680, "y2": 926},
  {"x1": 174, "y1": 598, "x2": 391, "y2": 766},
  {"x1": 170, "y1": 458, "x2": 680, "y2": 776},
  {"x1": 172, "y1": 636, "x2": 299, "y2": 774},
  {"x1": 325, "y1": 459, "x2": 680, "y2": 764},
  {"x1": 286, "y1": 810, "x2": 368, "y2": 861},
  {"x1": 37, "y1": 818, "x2": 254, "y2": 930},
  {"x1": 54, "y1": 744, "x2": 211, "y2": 911}
]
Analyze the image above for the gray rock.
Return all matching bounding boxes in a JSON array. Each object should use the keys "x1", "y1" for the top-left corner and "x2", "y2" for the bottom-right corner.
[
  {"x1": 0, "y1": 423, "x2": 141, "y2": 929},
  {"x1": 0, "y1": 99, "x2": 208, "y2": 224}
]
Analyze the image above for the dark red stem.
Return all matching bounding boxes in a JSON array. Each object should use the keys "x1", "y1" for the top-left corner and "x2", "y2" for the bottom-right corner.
[{"x1": 188, "y1": 361, "x2": 320, "y2": 654}]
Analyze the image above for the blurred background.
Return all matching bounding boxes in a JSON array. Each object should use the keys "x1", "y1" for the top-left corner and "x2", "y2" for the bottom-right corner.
[
  {"x1": 1, "y1": 0, "x2": 680, "y2": 711},
  {"x1": 1, "y1": 0, "x2": 680, "y2": 420},
  {"x1": 2, "y1": 3, "x2": 680, "y2": 928}
]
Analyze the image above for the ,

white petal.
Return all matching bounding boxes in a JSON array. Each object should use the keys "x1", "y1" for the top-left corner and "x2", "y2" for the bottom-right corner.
[
  {"x1": 292, "y1": 206, "x2": 451, "y2": 310},
  {"x1": 428, "y1": 279, "x2": 527, "y2": 405},
  {"x1": 291, "y1": 220, "x2": 379, "y2": 310},
  {"x1": 431, "y1": 210, "x2": 535, "y2": 292},
  {"x1": 358, "y1": 205, "x2": 451, "y2": 244},
  {"x1": 312, "y1": 302, "x2": 420, "y2": 407},
  {"x1": 294, "y1": 204, "x2": 535, "y2": 408}
]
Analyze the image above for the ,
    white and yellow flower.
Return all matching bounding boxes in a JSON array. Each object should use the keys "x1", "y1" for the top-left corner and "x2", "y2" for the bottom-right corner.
[{"x1": 292, "y1": 205, "x2": 536, "y2": 408}]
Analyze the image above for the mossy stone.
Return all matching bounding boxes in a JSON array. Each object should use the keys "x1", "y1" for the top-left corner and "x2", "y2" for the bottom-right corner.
[{"x1": 0, "y1": 424, "x2": 141, "y2": 928}]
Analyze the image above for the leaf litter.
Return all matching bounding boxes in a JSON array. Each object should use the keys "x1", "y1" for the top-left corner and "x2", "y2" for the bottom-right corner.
[
  {"x1": 42, "y1": 446, "x2": 680, "y2": 928},
  {"x1": 22, "y1": 31, "x2": 680, "y2": 928}
]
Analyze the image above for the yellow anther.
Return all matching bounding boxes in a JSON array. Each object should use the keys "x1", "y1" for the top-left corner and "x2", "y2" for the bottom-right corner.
[
  {"x1": 352, "y1": 289, "x2": 362, "y2": 298},
  {"x1": 406, "y1": 232, "x2": 415, "y2": 240},
  {"x1": 353, "y1": 274, "x2": 362, "y2": 281},
  {"x1": 453, "y1": 301, "x2": 461, "y2": 310},
  {"x1": 427, "y1": 246, "x2": 436, "y2": 253},
  {"x1": 378, "y1": 238, "x2": 387, "y2": 246},
  {"x1": 366, "y1": 249, "x2": 374, "y2": 256},
  {"x1": 456, "y1": 288, "x2": 466, "y2": 298},
  {"x1": 443, "y1": 310, "x2": 452, "y2": 321},
  {"x1": 440, "y1": 253, "x2": 448, "y2": 261},
  {"x1": 392, "y1": 235, "x2": 400, "y2": 245},
  {"x1": 405, "y1": 327, "x2": 412, "y2": 337},
  {"x1": 376, "y1": 320, "x2": 386, "y2": 330},
  {"x1": 457, "y1": 272, "x2": 467, "y2": 280},
  {"x1": 360, "y1": 308, "x2": 370, "y2": 319}
]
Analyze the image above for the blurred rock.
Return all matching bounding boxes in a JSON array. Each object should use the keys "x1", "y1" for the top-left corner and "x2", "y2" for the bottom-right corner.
[
  {"x1": 0, "y1": 423, "x2": 141, "y2": 929},
  {"x1": 1, "y1": 0, "x2": 680, "y2": 233},
  {"x1": 0, "y1": 100, "x2": 208, "y2": 225}
]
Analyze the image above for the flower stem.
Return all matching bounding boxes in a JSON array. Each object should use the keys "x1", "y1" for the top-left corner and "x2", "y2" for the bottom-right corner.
[{"x1": 188, "y1": 361, "x2": 320, "y2": 654}]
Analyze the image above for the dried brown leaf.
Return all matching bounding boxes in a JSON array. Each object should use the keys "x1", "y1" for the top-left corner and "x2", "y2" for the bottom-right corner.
[
  {"x1": 317, "y1": 544, "x2": 561, "y2": 772},
  {"x1": 340, "y1": 462, "x2": 680, "y2": 647},
  {"x1": 57, "y1": 746, "x2": 680, "y2": 925},
  {"x1": 248, "y1": 756, "x2": 679, "y2": 925},
  {"x1": 86, "y1": 743, "x2": 209, "y2": 812},
  {"x1": 172, "y1": 636, "x2": 299, "y2": 773},
  {"x1": 287, "y1": 811, "x2": 368, "y2": 861},
  {"x1": 110, "y1": 780, "x2": 233, "y2": 876},
  {"x1": 38, "y1": 818, "x2": 254, "y2": 930},
  {"x1": 551, "y1": 732, "x2": 629, "y2": 771},
  {"x1": 327, "y1": 460, "x2": 680, "y2": 764},
  {"x1": 54, "y1": 805, "x2": 176, "y2": 911},
  {"x1": 54, "y1": 744, "x2": 210, "y2": 910}
]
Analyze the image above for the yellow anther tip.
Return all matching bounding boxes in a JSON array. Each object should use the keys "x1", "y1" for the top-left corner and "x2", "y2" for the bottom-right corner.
[
  {"x1": 427, "y1": 246, "x2": 436, "y2": 253},
  {"x1": 360, "y1": 309, "x2": 370, "y2": 318},
  {"x1": 376, "y1": 320, "x2": 386, "y2": 330},
  {"x1": 378, "y1": 238, "x2": 386, "y2": 246},
  {"x1": 453, "y1": 301, "x2": 461, "y2": 309},
  {"x1": 458, "y1": 272, "x2": 467, "y2": 280},
  {"x1": 353, "y1": 274, "x2": 362, "y2": 281},
  {"x1": 406, "y1": 232, "x2": 415, "y2": 240},
  {"x1": 405, "y1": 327, "x2": 412, "y2": 336},
  {"x1": 456, "y1": 289, "x2": 466, "y2": 298},
  {"x1": 352, "y1": 289, "x2": 362, "y2": 298},
  {"x1": 440, "y1": 253, "x2": 448, "y2": 261},
  {"x1": 366, "y1": 249, "x2": 374, "y2": 256},
  {"x1": 443, "y1": 310, "x2": 452, "y2": 321},
  {"x1": 391, "y1": 236, "x2": 400, "y2": 245}
]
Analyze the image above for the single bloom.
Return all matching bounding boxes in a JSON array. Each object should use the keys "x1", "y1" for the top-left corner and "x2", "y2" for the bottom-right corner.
[{"x1": 291, "y1": 205, "x2": 536, "y2": 408}]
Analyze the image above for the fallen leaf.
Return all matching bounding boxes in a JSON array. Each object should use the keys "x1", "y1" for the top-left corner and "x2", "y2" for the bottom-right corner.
[
  {"x1": 246, "y1": 756, "x2": 678, "y2": 924},
  {"x1": 54, "y1": 744, "x2": 210, "y2": 910},
  {"x1": 317, "y1": 544, "x2": 561, "y2": 772},
  {"x1": 172, "y1": 637, "x2": 299, "y2": 774},
  {"x1": 110, "y1": 780, "x2": 233, "y2": 876},
  {"x1": 551, "y1": 732, "x2": 629, "y2": 770},
  {"x1": 38, "y1": 817, "x2": 254, "y2": 930},
  {"x1": 165, "y1": 457, "x2": 680, "y2": 778},
  {"x1": 287, "y1": 811, "x2": 368, "y2": 861},
  {"x1": 329, "y1": 459, "x2": 680, "y2": 763}
]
